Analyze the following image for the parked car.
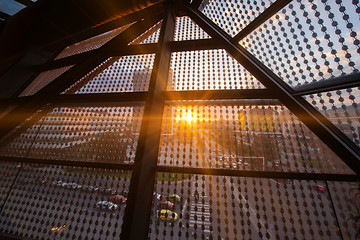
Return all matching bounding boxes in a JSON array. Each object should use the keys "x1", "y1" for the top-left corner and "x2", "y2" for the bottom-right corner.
[
  {"x1": 157, "y1": 200, "x2": 174, "y2": 210},
  {"x1": 96, "y1": 201, "x2": 119, "y2": 211},
  {"x1": 109, "y1": 195, "x2": 127, "y2": 204},
  {"x1": 312, "y1": 184, "x2": 325, "y2": 193},
  {"x1": 168, "y1": 194, "x2": 181, "y2": 203},
  {"x1": 52, "y1": 181, "x2": 63, "y2": 187},
  {"x1": 157, "y1": 210, "x2": 178, "y2": 221},
  {"x1": 82, "y1": 185, "x2": 99, "y2": 192},
  {"x1": 99, "y1": 188, "x2": 117, "y2": 195}
]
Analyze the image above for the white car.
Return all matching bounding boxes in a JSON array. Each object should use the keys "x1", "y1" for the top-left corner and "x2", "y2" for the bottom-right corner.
[{"x1": 96, "y1": 201, "x2": 119, "y2": 211}]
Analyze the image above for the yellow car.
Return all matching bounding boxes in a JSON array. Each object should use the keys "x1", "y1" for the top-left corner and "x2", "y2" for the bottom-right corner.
[{"x1": 157, "y1": 210, "x2": 178, "y2": 221}]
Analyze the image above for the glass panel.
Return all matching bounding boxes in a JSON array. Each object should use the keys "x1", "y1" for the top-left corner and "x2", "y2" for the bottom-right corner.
[
  {"x1": 129, "y1": 21, "x2": 162, "y2": 45},
  {"x1": 201, "y1": 0, "x2": 274, "y2": 37},
  {"x1": 63, "y1": 54, "x2": 155, "y2": 94},
  {"x1": 303, "y1": 87, "x2": 360, "y2": 147},
  {"x1": 174, "y1": 16, "x2": 211, "y2": 41},
  {"x1": 0, "y1": 104, "x2": 144, "y2": 164},
  {"x1": 19, "y1": 66, "x2": 74, "y2": 97},
  {"x1": 55, "y1": 23, "x2": 134, "y2": 60},
  {"x1": 158, "y1": 102, "x2": 353, "y2": 174},
  {"x1": 168, "y1": 49, "x2": 265, "y2": 91},
  {"x1": 0, "y1": 164, "x2": 131, "y2": 239},
  {"x1": 149, "y1": 173, "x2": 348, "y2": 239},
  {"x1": 239, "y1": 0, "x2": 360, "y2": 87}
]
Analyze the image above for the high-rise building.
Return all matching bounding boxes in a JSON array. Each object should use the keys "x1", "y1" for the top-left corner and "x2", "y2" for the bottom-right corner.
[{"x1": 0, "y1": 0, "x2": 359, "y2": 239}]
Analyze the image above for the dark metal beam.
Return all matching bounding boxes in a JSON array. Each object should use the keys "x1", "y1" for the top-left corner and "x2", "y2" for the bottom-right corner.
[
  {"x1": 166, "y1": 99, "x2": 281, "y2": 106},
  {"x1": 14, "y1": 0, "x2": 34, "y2": 7},
  {"x1": 52, "y1": 92, "x2": 148, "y2": 105},
  {"x1": 233, "y1": 0, "x2": 292, "y2": 42},
  {"x1": 293, "y1": 72, "x2": 360, "y2": 96},
  {"x1": 164, "y1": 89, "x2": 273, "y2": 100},
  {"x1": 121, "y1": 2, "x2": 176, "y2": 239},
  {"x1": 155, "y1": 166, "x2": 359, "y2": 182},
  {"x1": 169, "y1": 38, "x2": 224, "y2": 52},
  {"x1": 38, "y1": 38, "x2": 224, "y2": 71},
  {"x1": 0, "y1": 18, "x2": 160, "y2": 139},
  {"x1": 186, "y1": 5, "x2": 360, "y2": 175},
  {"x1": 46, "y1": 2, "x2": 164, "y2": 53},
  {"x1": 0, "y1": 89, "x2": 276, "y2": 110},
  {"x1": 36, "y1": 18, "x2": 161, "y2": 97},
  {"x1": 0, "y1": 156, "x2": 134, "y2": 170},
  {"x1": 38, "y1": 43, "x2": 158, "y2": 71}
]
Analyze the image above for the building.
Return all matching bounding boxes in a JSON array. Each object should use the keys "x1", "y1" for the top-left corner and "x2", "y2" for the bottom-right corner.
[{"x1": 0, "y1": 0, "x2": 359, "y2": 239}]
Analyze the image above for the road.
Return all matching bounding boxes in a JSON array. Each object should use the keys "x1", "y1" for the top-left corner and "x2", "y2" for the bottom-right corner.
[
  {"x1": 148, "y1": 175, "x2": 342, "y2": 240},
  {"x1": 0, "y1": 162, "x2": 350, "y2": 240}
]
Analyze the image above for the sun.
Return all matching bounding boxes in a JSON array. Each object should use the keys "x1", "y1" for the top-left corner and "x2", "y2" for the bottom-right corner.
[{"x1": 183, "y1": 112, "x2": 196, "y2": 122}]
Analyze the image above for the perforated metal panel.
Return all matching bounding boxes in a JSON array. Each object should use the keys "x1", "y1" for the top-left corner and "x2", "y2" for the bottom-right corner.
[
  {"x1": 19, "y1": 66, "x2": 74, "y2": 97},
  {"x1": 0, "y1": 163, "x2": 131, "y2": 239},
  {"x1": 168, "y1": 49, "x2": 265, "y2": 91},
  {"x1": 304, "y1": 87, "x2": 360, "y2": 147},
  {"x1": 239, "y1": 0, "x2": 360, "y2": 87},
  {"x1": 149, "y1": 173, "x2": 351, "y2": 240},
  {"x1": 0, "y1": 104, "x2": 144, "y2": 164},
  {"x1": 201, "y1": 0, "x2": 274, "y2": 37},
  {"x1": 0, "y1": 1, "x2": 359, "y2": 240},
  {"x1": 174, "y1": 16, "x2": 211, "y2": 41},
  {"x1": 158, "y1": 102, "x2": 353, "y2": 174},
  {"x1": 63, "y1": 54, "x2": 155, "y2": 94},
  {"x1": 55, "y1": 23, "x2": 134, "y2": 60}
]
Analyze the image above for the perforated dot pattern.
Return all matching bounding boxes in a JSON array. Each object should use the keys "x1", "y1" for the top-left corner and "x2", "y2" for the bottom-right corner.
[
  {"x1": 240, "y1": 0, "x2": 360, "y2": 87},
  {"x1": 174, "y1": 16, "x2": 211, "y2": 41},
  {"x1": 0, "y1": 108, "x2": 47, "y2": 158},
  {"x1": 201, "y1": 0, "x2": 273, "y2": 37},
  {"x1": 0, "y1": 105, "x2": 144, "y2": 164},
  {"x1": 303, "y1": 87, "x2": 360, "y2": 147},
  {"x1": 149, "y1": 174, "x2": 344, "y2": 239},
  {"x1": 19, "y1": 66, "x2": 74, "y2": 97},
  {"x1": 0, "y1": 164, "x2": 131, "y2": 240},
  {"x1": 168, "y1": 49, "x2": 264, "y2": 91},
  {"x1": 55, "y1": 23, "x2": 134, "y2": 60},
  {"x1": 158, "y1": 103, "x2": 352, "y2": 174},
  {"x1": 63, "y1": 54, "x2": 155, "y2": 94}
]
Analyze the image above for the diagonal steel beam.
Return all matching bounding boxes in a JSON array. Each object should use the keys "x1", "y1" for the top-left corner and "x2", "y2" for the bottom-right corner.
[
  {"x1": 0, "y1": 17, "x2": 162, "y2": 139},
  {"x1": 37, "y1": 43, "x2": 158, "y2": 71},
  {"x1": 186, "y1": 5, "x2": 360, "y2": 175},
  {"x1": 120, "y1": 2, "x2": 176, "y2": 239},
  {"x1": 293, "y1": 72, "x2": 360, "y2": 96},
  {"x1": 233, "y1": 0, "x2": 293, "y2": 42}
]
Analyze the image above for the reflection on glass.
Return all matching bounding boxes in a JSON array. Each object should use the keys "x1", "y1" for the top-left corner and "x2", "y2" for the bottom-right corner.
[
  {"x1": 149, "y1": 173, "x2": 349, "y2": 239},
  {"x1": 158, "y1": 103, "x2": 353, "y2": 174}
]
